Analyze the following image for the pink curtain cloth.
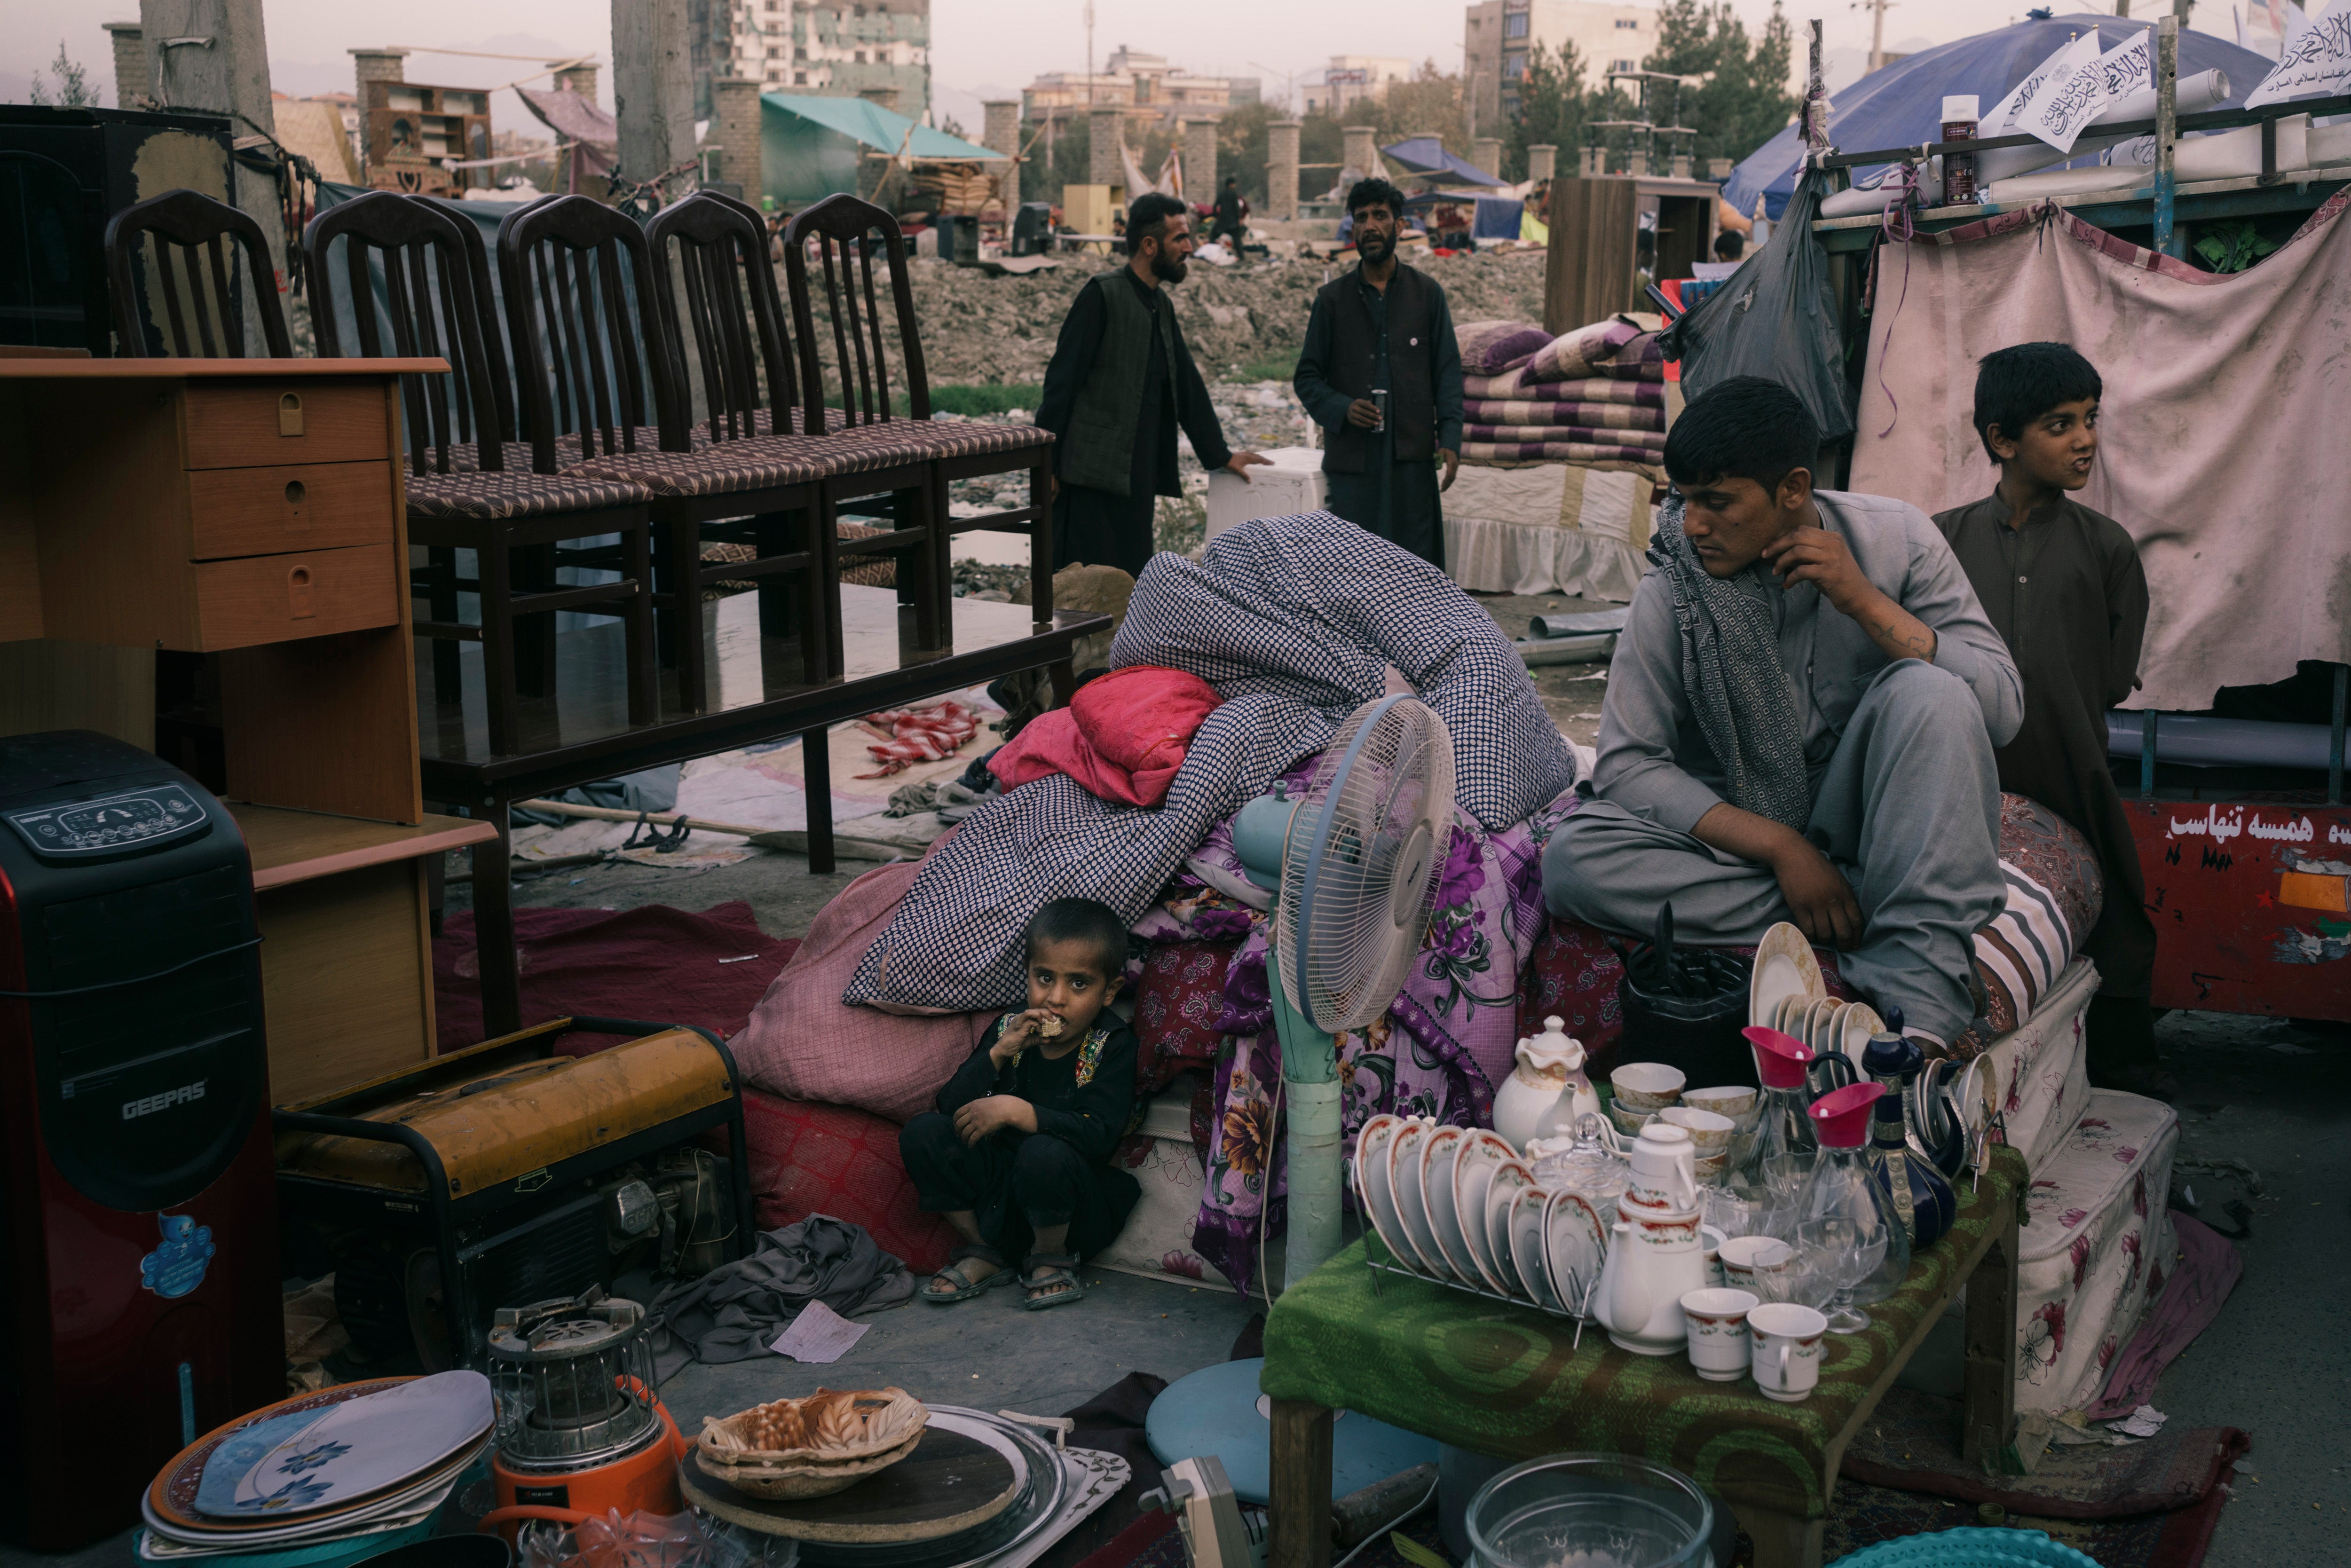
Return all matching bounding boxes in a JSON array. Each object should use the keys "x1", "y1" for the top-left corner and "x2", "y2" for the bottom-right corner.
[{"x1": 1849, "y1": 193, "x2": 2351, "y2": 708}]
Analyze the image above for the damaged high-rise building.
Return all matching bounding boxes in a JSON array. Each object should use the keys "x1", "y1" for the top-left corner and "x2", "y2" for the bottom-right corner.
[{"x1": 705, "y1": 0, "x2": 931, "y2": 125}]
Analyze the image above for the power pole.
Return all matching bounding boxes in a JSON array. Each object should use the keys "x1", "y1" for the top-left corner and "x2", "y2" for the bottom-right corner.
[
  {"x1": 1858, "y1": 0, "x2": 1898, "y2": 73},
  {"x1": 1084, "y1": 1, "x2": 1096, "y2": 109}
]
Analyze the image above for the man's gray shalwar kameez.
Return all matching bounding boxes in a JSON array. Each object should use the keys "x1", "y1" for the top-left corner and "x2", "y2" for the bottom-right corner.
[{"x1": 1541, "y1": 490, "x2": 2024, "y2": 1042}]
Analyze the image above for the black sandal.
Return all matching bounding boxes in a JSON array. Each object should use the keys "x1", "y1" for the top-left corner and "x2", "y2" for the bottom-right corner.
[
  {"x1": 922, "y1": 1244, "x2": 1010, "y2": 1303},
  {"x1": 1021, "y1": 1251, "x2": 1087, "y2": 1311}
]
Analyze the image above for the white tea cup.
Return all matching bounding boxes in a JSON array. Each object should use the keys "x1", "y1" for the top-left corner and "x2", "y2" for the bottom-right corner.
[
  {"x1": 1719, "y1": 1235, "x2": 1794, "y2": 1293},
  {"x1": 1749, "y1": 1302, "x2": 1828, "y2": 1403},
  {"x1": 1701, "y1": 1224, "x2": 1729, "y2": 1289},
  {"x1": 1679, "y1": 1287, "x2": 1758, "y2": 1381}
]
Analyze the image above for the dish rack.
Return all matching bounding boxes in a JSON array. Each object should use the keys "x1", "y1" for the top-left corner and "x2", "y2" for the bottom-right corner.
[{"x1": 1361, "y1": 1229, "x2": 1602, "y2": 1326}]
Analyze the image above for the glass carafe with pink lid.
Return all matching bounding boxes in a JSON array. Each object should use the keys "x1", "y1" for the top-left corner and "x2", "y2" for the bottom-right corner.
[
  {"x1": 1797, "y1": 1082, "x2": 1912, "y2": 1323},
  {"x1": 1727, "y1": 1026, "x2": 1818, "y2": 1203}
]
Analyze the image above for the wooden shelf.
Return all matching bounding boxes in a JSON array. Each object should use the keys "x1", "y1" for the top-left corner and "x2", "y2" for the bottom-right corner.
[
  {"x1": 0, "y1": 357, "x2": 448, "y2": 380},
  {"x1": 229, "y1": 803, "x2": 498, "y2": 892}
]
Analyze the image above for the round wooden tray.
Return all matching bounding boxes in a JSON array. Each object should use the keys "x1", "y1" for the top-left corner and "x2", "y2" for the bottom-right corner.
[{"x1": 680, "y1": 1426, "x2": 1021, "y2": 1544}]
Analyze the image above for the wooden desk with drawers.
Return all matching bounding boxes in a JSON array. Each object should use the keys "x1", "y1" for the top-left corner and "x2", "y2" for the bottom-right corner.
[{"x1": 0, "y1": 357, "x2": 494, "y2": 1103}]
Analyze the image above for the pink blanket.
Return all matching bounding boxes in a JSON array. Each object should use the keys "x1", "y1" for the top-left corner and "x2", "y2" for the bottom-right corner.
[
  {"x1": 1851, "y1": 194, "x2": 2351, "y2": 707},
  {"x1": 988, "y1": 664, "x2": 1223, "y2": 808}
]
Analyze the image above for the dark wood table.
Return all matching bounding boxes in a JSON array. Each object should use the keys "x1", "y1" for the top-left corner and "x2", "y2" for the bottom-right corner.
[{"x1": 419, "y1": 582, "x2": 1107, "y2": 1035}]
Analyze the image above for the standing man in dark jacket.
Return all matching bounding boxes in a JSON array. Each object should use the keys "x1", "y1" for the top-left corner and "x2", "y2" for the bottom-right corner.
[
  {"x1": 1034, "y1": 192, "x2": 1266, "y2": 576},
  {"x1": 1294, "y1": 179, "x2": 1464, "y2": 567},
  {"x1": 1209, "y1": 177, "x2": 1247, "y2": 248}
]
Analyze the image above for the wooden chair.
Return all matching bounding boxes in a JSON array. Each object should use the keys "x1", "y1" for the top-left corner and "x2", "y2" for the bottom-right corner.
[
  {"x1": 783, "y1": 194, "x2": 1058, "y2": 670},
  {"x1": 104, "y1": 187, "x2": 293, "y2": 357},
  {"x1": 304, "y1": 191, "x2": 658, "y2": 755},
  {"x1": 635, "y1": 190, "x2": 836, "y2": 707}
]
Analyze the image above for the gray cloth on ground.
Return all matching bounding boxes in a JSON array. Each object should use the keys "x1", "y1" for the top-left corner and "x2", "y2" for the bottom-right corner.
[
  {"x1": 1647, "y1": 490, "x2": 1812, "y2": 829},
  {"x1": 1545, "y1": 661, "x2": 2005, "y2": 1041},
  {"x1": 642, "y1": 1215, "x2": 914, "y2": 1380}
]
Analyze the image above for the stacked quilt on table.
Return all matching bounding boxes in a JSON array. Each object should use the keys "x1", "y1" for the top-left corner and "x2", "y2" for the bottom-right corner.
[{"x1": 1460, "y1": 316, "x2": 1669, "y2": 467}]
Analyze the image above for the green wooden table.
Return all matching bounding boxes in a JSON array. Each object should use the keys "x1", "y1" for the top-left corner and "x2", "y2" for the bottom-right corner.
[{"x1": 1261, "y1": 1146, "x2": 2026, "y2": 1568}]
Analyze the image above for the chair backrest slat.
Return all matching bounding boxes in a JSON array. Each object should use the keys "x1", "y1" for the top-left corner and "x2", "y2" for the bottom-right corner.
[
  {"x1": 643, "y1": 190, "x2": 804, "y2": 449},
  {"x1": 104, "y1": 188, "x2": 294, "y2": 358},
  {"x1": 782, "y1": 194, "x2": 930, "y2": 436},
  {"x1": 496, "y1": 195, "x2": 678, "y2": 474},
  {"x1": 302, "y1": 190, "x2": 512, "y2": 474}
]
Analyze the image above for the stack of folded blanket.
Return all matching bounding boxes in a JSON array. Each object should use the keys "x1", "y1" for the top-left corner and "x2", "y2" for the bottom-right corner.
[{"x1": 1456, "y1": 315, "x2": 1668, "y2": 465}]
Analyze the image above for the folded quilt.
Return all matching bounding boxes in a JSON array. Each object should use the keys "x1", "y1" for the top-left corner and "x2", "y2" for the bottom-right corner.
[
  {"x1": 1455, "y1": 319, "x2": 1554, "y2": 375},
  {"x1": 1462, "y1": 371, "x2": 1664, "y2": 405},
  {"x1": 1467, "y1": 424, "x2": 1667, "y2": 452},
  {"x1": 1463, "y1": 398, "x2": 1664, "y2": 431},
  {"x1": 1464, "y1": 439, "x2": 1665, "y2": 465},
  {"x1": 989, "y1": 663, "x2": 1223, "y2": 808},
  {"x1": 1523, "y1": 316, "x2": 1665, "y2": 384}
]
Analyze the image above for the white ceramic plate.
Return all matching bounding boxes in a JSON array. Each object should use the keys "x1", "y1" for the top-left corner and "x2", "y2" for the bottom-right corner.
[
  {"x1": 1803, "y1": 997, "x2": 1843, "y2": 1054},
  {"x1": 1354, "y1": 1116, "x2": 1406, "y2": 1265},
  {"x1": 1484, "y1": 1159, "x2": 1538, "y2": 1299},
  {"x1": 1751, "y1": 922, "x2": 1823, "y2": 1030},
  {"x1": 226, "y1": 1372, "x2": 492, "y2": 1519},
  {"x1": 1388, "y1": 1120, "x2": 1444, "y2": 1276},
  {"x1": 1769, "y1": 993, "x2": 1807, "y2": 1040},
  {"x1": 1839, "y1": 1002, "x2": 1884, "y2": 1059},
  {"x1": 1421, "y1": 1126, "x2": 1473, "y2": 1283},
  {"x1": 1452, "y1": 1130, "x2": 1517, "y2": 1293},
  {"x1": 1508, "y1": 1188, "x2": 1559, "y2": 1309},
  {"x1": 1541, "y1": 1189, "x2": 1608, "y2": 1318}
]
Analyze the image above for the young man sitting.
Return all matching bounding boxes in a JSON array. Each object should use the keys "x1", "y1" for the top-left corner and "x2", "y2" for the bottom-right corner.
[{"x1": 1542, "y1": 378, "x2": 2024, "y2": 1046}]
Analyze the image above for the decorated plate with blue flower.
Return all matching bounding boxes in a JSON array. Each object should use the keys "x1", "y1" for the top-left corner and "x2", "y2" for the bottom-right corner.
[{"x1": 226, "y1": 1371, "x2": 491, "y2": 1518}]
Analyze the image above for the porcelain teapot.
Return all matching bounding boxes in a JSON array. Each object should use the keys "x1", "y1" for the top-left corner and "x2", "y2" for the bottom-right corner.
[
  {"x1": 1621, "y1": 1122, "x2": 1700, "y2": 1213},
  {"x1": 1493, "y1": 1015, "x2": 1594, "y2": 1152},
  {"x1": 1593, "y1": 1199, "x2": 1708, "y2": 1355}
]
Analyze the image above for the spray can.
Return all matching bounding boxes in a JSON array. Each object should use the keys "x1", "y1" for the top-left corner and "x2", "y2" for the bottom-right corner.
[
  {"x1": 1941, "y1": 95, "x2": 1981, "y2": 206},
  {"x1": 1371, "y1": 387, "x2": 1389, "y2": 433}
]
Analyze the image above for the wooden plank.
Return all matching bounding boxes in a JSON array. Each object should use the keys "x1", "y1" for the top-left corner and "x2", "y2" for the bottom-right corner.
[
  {"x1": 0, "y1": 641, "x2": 157, "y2": 749},
  {"x1": 0, "y1": 358, "x2": 445, "y2": 379},
  {"x1": 1962, "y1": 1175, "x2": 2022, "y2": 1466},
  {"x1": 229, "y1": 804, "x2": 497, "y2": 890},
  {"x1": 182, "y1": 382, "x2": 390, "y2": 468},
  {"x1": 24, "y1": 379, "x2": 202, "y2": 649},
  {"x1": 1544, "y1": 177, "x2": 1641, "y2": 334},
  {"x1": 254, "y1": 860, "x2": 433, "y2": 1104},
  {"x1": 221, "y1": 625, "x2": 423, "y2": 823},
  {"x1": 0, "y1": 387, "x2": 39, "y2": 641},
  {"x1": 1269, "y1": 1399, "x2": 1334, "y2": 1568},
  {"x1": 185, "y1": 459, "x2": 396, "y2": 559},
  {"x1": 192, "y1": 542, "x2": 399, "y2": 651}
]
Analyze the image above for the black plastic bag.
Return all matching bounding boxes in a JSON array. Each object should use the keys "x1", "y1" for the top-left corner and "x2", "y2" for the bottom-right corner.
[{"x1": 1659, "y1": 169, "x2": 1853, "y2": 445}]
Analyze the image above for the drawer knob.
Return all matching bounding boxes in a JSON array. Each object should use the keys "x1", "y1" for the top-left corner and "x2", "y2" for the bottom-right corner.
[
  {"x1": 284, "y1": 479, "x2": 307, "y2": 510},
  {"x1": 279, "y1": 393, "x2": 304, "y2": 437},
  {"x1": 288, "y1": 565, "x2": 314, "y2": 619}
]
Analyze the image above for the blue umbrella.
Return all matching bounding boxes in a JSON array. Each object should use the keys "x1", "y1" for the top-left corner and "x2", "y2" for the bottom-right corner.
[{"x1": 1723, "y1": 14, "x2": 2275, "y2": 221}]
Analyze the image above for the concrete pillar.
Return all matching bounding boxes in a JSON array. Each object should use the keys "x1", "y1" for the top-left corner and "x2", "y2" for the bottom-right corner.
[
  {"x1": 1525, "y1": 143, "x2": 1557, "y2": 185},
  {"x1": 1671, "y1": 153, "x2": 1691, "y2": 180},
  {"x1": 143, "y1": 0, "x2": 284, "y2": 354},
  {"x1": 1707, "y1": 157, "x2": 1734, "y2": 181},
  {"x1": 553, "y1": 61, "x2": 601, "y2": 101},
  {"x1": 1266, "y1": 118, "x2": 1301, "y2": 220},
  {"x1": 104, "y1": 22, "x2": 145, "y2": 107},
  {"x1": 1626, "y1": 148, "x2": 1649, "y2": 176},
  {"x1": 858, "y1": 86, "x2": 899, "y2": 114},
  {"x1": 1473, "y1": 136, "x2": 1503, "y2": 178},
  {"x1": 981, "y1": 99, "x2": 1019, "y2": 159},
  {"x1": 552, "y1": 63, "x2": 600, "y2": 197},
  {"x1": 613, "y1": 0, "x2": 701, "y2": 204},
  {"x1": 348, "y1": 47, "x2": 410, "y2": 168},
  {"x1": 1088, "y1": 106, "x2": 1124, "y2": 189},
  {"x1": 710, "y1": 77, "x2": 763, "y2": 199},
  {"x1": 1341, "y1": 125, "x2": 1380, "y2": 183},
  {"x1": 1182, "y1": 117, "x2": 1218, "y2": 202},
  {"x1": 1580, "y1": 145, "x2": 1602, "y2": 176}
]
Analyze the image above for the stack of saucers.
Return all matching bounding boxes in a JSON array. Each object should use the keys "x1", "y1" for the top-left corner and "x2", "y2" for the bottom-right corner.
[{"x1": 139, "y1": 1372, "x2": 495, "y2": 1566}]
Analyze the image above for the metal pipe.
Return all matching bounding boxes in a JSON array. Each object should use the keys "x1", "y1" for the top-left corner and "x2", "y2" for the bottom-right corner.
[
  {"x1": 2108, "y1": 710, "x2": 2343, "y2": 772},
  {"x1": 2331, "y1": 664, "x2": 2347, "y2": 805},
  {"x1": 2154, "y1": 18, "x2": 2181, "y2": 258}
]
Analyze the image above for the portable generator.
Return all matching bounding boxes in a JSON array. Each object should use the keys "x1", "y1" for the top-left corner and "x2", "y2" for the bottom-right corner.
[
  {"x1": 273, "y1": 1016, "x2": 755, "y2": 1371},
  {"x1": 0, "y1": 730, "x2": 282, "y2": 1550}
]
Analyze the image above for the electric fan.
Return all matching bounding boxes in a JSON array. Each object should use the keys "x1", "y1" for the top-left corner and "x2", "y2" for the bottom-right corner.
[
  {"x1": 1231, "y1": 693, "x2": 1456, "y2": 1284},
  {"x1": 1143, "y1": 695, "x2": 1455, "y2": 1509}
]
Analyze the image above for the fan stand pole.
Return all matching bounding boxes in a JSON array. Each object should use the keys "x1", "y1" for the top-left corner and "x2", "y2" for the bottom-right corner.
[{"x1": 1267, "y1": 945, "x2": 1345, "y2": 1291}]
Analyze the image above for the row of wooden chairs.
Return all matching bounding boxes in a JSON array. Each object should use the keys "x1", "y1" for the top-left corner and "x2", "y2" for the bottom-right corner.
[{"x1": 102, "y1": 185, "x2": 1056, "y2": 755}]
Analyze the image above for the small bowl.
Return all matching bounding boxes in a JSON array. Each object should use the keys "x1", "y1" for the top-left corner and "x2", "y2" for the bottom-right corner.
[
  {"x1": 1607, "y1": 1103, "x2": 1654, "y2": 1137},
  {"x1": 1660, "y1": 1104, "x2": 1736, "y2": 1155},
  {"x1": 1693, "y1": 1151, "x2": 1728, "y2": 1184},
  {"x1": 1610, "y1": 1062, "x2": 1686, "y2": 1112},
  {"x1": 1683, "y1": 1085, "x2": 1758, "y2": 1123}
]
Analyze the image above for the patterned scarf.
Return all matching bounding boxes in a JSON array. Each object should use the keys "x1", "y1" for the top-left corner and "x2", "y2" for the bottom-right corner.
[{"x1": 1647, "y1": 491, "x2": 1813, "y2": 830}]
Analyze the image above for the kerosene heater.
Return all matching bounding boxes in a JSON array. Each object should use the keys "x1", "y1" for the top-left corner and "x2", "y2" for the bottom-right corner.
[{"x1": 475, "y1": 1291, "x2": 686, "y2": 1537}]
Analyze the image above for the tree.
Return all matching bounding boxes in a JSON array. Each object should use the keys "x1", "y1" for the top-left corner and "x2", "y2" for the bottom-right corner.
[
  {"x1": 1505, "y1": 41, "x2": 1589, "y2": 182},
  {"x1": 1344, "y1": 61, "x2": 1470, "y2": 157},
  {"x1": 26, "y1": 40, "x2": 95, "y2": 108},
  {"x1": 1642, "y1": 0, "x2": 1799, "y2": 171}
]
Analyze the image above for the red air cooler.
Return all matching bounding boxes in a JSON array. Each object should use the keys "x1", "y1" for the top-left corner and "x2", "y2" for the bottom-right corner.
[{"x1": 0, "y1": 731, "x2": 281, "y2": 1549}]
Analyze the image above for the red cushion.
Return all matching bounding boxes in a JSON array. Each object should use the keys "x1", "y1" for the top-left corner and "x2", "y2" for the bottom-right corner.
[{"x1": 723, "y1": 1090, "x2": 960, "y2": 1276}]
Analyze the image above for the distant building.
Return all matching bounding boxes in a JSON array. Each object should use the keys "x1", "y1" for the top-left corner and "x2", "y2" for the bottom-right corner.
[
  {"x1": 711, "y1": 0, "x2": 931, "y2": 126},
  {"x1": 1022, "y1": 47, "x2": 1247, "y2": 124},
  {"x1": 1464, "y1": 0, "x2": 1659, "y2": 128},
  {"x1": 273, "y1": 89, "x2": 361, "y2": 171},
  {"x1": 1300, "y1": 56, "x2": 1413, "y2": 116}
]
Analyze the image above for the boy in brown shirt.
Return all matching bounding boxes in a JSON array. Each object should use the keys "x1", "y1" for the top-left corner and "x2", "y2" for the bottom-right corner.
[{"x1": 1934, "y1": 342, "x2": 2163, "y2": 1095}]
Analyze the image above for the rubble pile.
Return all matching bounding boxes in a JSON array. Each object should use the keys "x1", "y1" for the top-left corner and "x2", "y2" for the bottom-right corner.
[{"x1": 905, "y1": 249, "x2": 1551, "y2": 386}]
